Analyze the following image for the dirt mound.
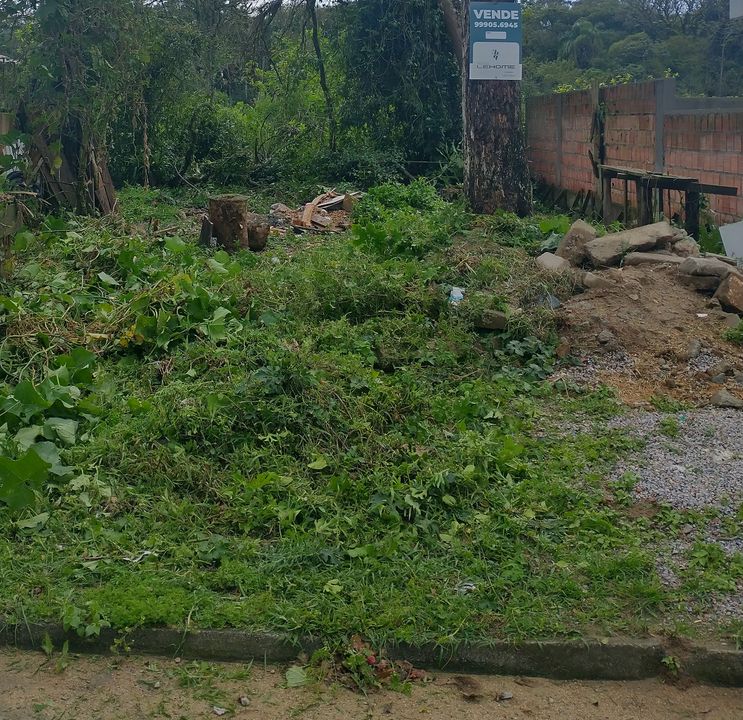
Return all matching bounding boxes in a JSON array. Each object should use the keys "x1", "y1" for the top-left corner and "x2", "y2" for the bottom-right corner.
[{"x1": 555, "y1": 264, "x2": 743, "y2": 407}]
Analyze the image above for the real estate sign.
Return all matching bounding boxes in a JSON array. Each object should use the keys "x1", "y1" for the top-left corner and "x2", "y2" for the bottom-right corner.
[
  {"x1": 732, "y1": 0, "x2": 743, "y2": 19},
  {"x1": 469, "y1": 2, "x2": 523, "y2": 81}
]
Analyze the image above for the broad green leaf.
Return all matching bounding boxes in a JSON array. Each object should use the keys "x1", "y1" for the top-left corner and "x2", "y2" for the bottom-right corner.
[
  {"x1": 206, "y1": 258, "x2": 228, "y2": 274},
  {"x1": 32, "y1": 441, "x2": 73, "y2": 477},
  {"x1": 14, "y1": 425, "x2": 43, "y2": 450},
  {"x1": 13, "y1": 381, "x2": 52, "y2": 416},
  {"x1": 0, "y1": 448, "x2": 51, "y2": 510},
  {"x1": 164, "y1": 237, "x2": 187, "y2": 253},
  {"x1": 43, "y1": 417, "x2": 79, "y2": 446},
  {"x1": 16, "y1": 512, "x2": 50, "y2": 530},
  {"x1": 13, "y1": 230, "x2": 34, "y2": 252},
  {"x1": 98, "y1": 271, "x2": 120, "y2": 287},
  {"x1": 307, "y1": 457, "x2": 328, "y2": 471},
  {"x1": 285, "y1": 666, "x2": 307, "y2": 688}
]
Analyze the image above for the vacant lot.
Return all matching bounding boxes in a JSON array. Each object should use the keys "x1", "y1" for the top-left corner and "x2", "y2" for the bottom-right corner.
[{"x1": 1, "y1": 184, "x2": 742, "y2": 655}]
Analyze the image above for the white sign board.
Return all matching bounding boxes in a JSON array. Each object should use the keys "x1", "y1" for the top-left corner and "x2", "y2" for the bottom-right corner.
[
  {"x1": 469, "y1": 2, "x2": 523, "y2": 81},
  {"x1": 732, "y1": 0, "x2": 743, "y2": 18},
  {"x1": 720, "y1": 221, "x2": 743, "y2": 259}
]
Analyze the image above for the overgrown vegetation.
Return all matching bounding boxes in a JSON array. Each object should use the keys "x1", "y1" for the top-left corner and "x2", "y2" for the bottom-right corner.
[{"x1": 0, "y1": 186, "x2": 669, "y2": 645}]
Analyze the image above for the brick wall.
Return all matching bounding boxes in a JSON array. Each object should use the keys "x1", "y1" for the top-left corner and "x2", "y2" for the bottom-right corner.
[{"x1": 526, "y1": 79, "x2": 743, "y2": 226}]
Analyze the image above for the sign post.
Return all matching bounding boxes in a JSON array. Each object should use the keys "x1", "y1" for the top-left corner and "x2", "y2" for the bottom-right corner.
[{"x1": 468, "y1": 2, "x2": 523, "y2": 81}]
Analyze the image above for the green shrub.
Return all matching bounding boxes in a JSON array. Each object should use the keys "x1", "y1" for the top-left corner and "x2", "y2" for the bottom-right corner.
[{"x1": 351, "y1": 179, "x2": 469, "y2": 258}]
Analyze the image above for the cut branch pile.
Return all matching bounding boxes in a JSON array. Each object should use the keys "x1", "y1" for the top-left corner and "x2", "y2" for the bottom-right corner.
[{"x1": 271, "y1": 190, "x2": 362, "y2": 234}]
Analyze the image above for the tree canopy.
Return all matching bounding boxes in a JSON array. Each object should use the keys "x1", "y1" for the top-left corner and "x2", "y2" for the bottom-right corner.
[{"x1": 0, "y1": 0, "x2": 741, "y2": 192}]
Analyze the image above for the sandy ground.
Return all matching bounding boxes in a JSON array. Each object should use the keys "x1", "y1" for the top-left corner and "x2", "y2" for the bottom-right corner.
[
  {"x1": 556, "y1": 264, "x2": 743, "y2": 407},
  {"x1": 1, "y1": 649, "x2": 742, "y2": 720}
]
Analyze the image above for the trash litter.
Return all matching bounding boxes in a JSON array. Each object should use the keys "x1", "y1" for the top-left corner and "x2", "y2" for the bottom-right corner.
[
  {"x1": 455, "y1": 580, "x2": 477, "y2": 594},
  {"x1": 449, "y1": 287, "x2": 466, "y2": 305}
]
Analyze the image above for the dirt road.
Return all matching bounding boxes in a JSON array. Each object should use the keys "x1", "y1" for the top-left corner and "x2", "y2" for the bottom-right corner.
[{"x1": 1, "y1": 649, "x2": 741, "y2": 719}]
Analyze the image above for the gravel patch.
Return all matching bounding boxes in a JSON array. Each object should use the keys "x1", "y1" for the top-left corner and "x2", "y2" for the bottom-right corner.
[
  {"x1": 688, "y1": 351, "x2": 720, "y2": 375},
  {"x1": 611, "y1": 409, "x2": 743, "y2": 513},
  {"x1": 612, "y1": 408, "x2": 743, "y2": 623},
  {"x1": 553, "y1": 350, "x2": 635, "y2": 386}
]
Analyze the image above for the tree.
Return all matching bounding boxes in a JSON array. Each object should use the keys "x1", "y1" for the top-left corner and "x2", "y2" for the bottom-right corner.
[
  {"x1": 559, "y1": 19, "x2": 603, "y2": 69},
  {"x1": 438, "y1": 0, "x2": 532, "y2": 216}
]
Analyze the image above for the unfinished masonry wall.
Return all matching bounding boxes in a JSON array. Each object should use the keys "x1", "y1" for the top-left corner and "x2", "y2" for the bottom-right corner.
[{"x1": 527, "y1": 79, "x2": 743, "y2": 225}]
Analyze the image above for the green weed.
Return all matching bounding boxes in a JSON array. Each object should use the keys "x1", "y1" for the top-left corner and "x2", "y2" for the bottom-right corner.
[{"x1": 0, "y1": 186, "x2": 715, "y2": 647}]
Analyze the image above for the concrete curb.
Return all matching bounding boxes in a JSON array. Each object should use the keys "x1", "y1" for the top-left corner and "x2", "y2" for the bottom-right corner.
[{"x1": 2, "y1": 622, "x2": 742, "y2": 685}]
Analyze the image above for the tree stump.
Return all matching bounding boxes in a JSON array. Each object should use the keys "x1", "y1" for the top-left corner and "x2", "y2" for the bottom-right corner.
[
  {"x1": 246, "y1": 213, "x2": 270, "y2": 252},
  {"x1": 207, "y1": 196, "x2": 270, "y2": 252},
  {"x1": 208, "y1": 194, "x2": 250, "y2": 251}
]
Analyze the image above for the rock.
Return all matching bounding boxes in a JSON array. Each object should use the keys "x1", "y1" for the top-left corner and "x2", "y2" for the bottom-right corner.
[
  {"x1": 475, "y1": 310, "x2": 508, "y2": 331},
  {"x1": 497, "y1": 691, "x2": 514, "y2": 702},
  {"x1": 711, "y1": 389, "x2": 743, "y2": 409},
  {"x1": 581, "y1": 271, "x2": 614, "y2": 289},
  {"x1": 677, "y1": 274, "x2": 721, "y2": 292},
  {"x1": 536, "y1": 293, "x2": 562, "y2": 310},
  {"x1": 711, "y1": 374, "x2": 728, "y2": 384},
  {"x1": 679, "y1": 339, "x2": 702, "y2": 361},
  {"x1": 239, "y1": 696, "x2": 251, "y2": 707},
  {"x1": 556, "y1": 220, "x2": 596, "y2": 266},
  {"x1": 623, "y1": 252, "x2": 684, "y2": 267},
  {"x1": 597, "y1": 329, "x2": 616, "y2": 344},
  {"x1": 708, "y1": 360, "x2": 734, "y2": 377},
  {"x1": 735, "y1": 372, "x2": 743, "y2": 386},
  {"x1": 721, "y1": 312, "x2": 742, "y2": 329},
  {"x1": 706, "y1": 298, "x2": 722, "y2": 309},
  {"x1": 679, "y1": 257, "x2": 736, "y2": 279},
  {"x1": 672, "y1": 238, "x2": 701, "y2": 257},
  {"x1": 704, "y1": 252, "x2": 738, "y2": 267},
  {"x1": 556, "y1": 338, "x2": 571, "y2": 359},
  {"x1": 536, "y1": 252, "x2": 572, "y2": 274},
  {"x1": 715, "y1": 273, "x2": 743, "y2": 313},
  {"x1": 585, "y1": 222, "x2": 676, "y2": 267}
]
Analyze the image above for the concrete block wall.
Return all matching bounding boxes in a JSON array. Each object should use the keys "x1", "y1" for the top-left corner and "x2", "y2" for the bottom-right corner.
[{"x1": 526, "y1": 79, "x2": 743, "y2": 226}]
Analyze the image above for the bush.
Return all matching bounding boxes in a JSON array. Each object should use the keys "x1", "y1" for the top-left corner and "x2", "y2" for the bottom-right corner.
[{"x1": 351, "y1": 180, "x2": 470, "y2": 258}]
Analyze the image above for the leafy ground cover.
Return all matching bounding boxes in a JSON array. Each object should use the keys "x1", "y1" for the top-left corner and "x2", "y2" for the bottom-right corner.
[{"x1": 0, "y1": 184, "x2": 736, "y2": 649}]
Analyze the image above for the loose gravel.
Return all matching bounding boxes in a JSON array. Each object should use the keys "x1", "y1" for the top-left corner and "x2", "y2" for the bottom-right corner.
[
  {"x1": 552, "y1": 351, "x2": 636, "y2": 387},
  {"x1": 610, "y1": 408, "x2": 743, "y2": 621},
  {"x1": 611, "y1": 409, "x2": 743, "y2": 513}
]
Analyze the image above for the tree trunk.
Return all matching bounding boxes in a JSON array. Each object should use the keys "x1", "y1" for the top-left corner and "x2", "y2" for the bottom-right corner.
[
  {"x1": 209, "y1": 195, "x2": 250, "y2": 252},
  {"x1": 441, "y1": 0, "x2": 532, "y2": 216},
  {"x1": 307, "y1": 0, "x2": 337, "y2": 151}
]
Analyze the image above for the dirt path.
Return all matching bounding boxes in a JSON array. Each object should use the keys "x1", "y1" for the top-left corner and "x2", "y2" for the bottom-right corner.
[{"x1": 1, "y1": 649, "x2": 741, "y2": 720}]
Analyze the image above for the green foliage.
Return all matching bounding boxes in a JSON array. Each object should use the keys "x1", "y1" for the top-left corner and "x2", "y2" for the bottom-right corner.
[
  {"x1": 0, "y1": 349, "x2": 98, "y2": 511},
  {"x1": 724, "y1": 321, "x2": 743, "y2": 345},
  {"x1": 333, "y1": 0, "x2": 460, "y2": 162},
  {"x1": 0, "y1": 189, "x2": 725, "y2": 648},
  {"x1": 352, "y1": 180, "x2": 469, "y2": 258},
  {"x1": 524, "y1": 0, "x2": 743, "y2": 97}
]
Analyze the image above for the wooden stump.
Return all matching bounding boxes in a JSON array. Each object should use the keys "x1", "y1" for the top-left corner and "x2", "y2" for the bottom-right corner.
[
  {"x1": 208, "y1": 195, "x2": 250, "y2": 251},
  {"x1": 247, "y1": 213, "x2": 270, "y2": 252},
  {"x1": 207, "y1": 196, "x2": 270, "y2": 252}
]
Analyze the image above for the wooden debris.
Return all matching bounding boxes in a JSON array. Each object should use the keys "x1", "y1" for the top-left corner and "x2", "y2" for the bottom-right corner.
[{"x1": 270, "y1": 190, "x2": 363, "y2": 234}]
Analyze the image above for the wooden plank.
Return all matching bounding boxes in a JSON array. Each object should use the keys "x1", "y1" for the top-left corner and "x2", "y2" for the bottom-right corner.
[{"x1": 689, "y1": 183, "x2": 738, "y2": 197}]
